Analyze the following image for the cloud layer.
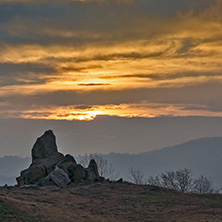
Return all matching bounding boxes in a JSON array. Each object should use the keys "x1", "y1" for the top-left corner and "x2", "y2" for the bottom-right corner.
[{"x1": 1, "y1": 0, "x2": 222, "y2": 120}]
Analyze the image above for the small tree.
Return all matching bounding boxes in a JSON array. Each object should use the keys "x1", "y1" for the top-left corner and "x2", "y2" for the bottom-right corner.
[
  {"x1": 161, "y1": 171, "x2": 178, "y2": 190},
  {"x1": 147, "y1": 175, "x2": 161, "y2": 187},
  {"x1": 127, "y1": 167, "x2": 145, "y2": 185},
  {"x1": 160, "y1": 169, "x2": 193, "y2": 192},
  {"x1": 79, "y1": 153, "x2": 119, "y2": 181},
  {"x1": 147, "y1": 169, "x2": 219, "y2": 194},
  {"x1": 192, "y1": 176, "x2": 214, "y2": 194},
  {"x1": 175, "y1": 169, "x2": 193, "y2": 193}
]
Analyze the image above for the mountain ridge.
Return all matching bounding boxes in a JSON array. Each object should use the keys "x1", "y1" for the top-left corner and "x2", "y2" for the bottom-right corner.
[{"x1": 103, "y1": 136, "x2": 222, "y2": 187}]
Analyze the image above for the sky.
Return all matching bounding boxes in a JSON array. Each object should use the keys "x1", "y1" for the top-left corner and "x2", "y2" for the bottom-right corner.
[
  {"x1": 0, "y1": 0, "x2": 222, "y2": 121},
  {"x1": 0, "y1": 0, "x2": 222, "y2": 156}
]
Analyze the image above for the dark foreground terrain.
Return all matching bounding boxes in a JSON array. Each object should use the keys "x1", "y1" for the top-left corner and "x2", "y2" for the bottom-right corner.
[{"x1": 0, "y1": 182, "x2": 222, "y2": 222}]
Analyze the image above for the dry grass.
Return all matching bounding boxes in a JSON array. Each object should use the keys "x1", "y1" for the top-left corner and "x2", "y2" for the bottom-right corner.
[{"x1": 0, "y1": 182, "x2": 222, "y2": 222}]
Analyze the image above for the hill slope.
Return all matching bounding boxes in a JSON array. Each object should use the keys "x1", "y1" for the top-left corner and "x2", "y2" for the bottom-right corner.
[
  {"x1": 105, "y1": 137, "x2": 222, "y2": 187},
  {"x1": 1, "y1": 183, "x2": 222, "y2": 222}
]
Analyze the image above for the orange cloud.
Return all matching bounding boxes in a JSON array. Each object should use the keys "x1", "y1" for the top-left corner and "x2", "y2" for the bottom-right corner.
[
  {"x1": 1, "y1": 102, "x2": 222, "y2": 121},
  {"x1": 0, "y1": 0, "x2": 222, "y2": 120}
]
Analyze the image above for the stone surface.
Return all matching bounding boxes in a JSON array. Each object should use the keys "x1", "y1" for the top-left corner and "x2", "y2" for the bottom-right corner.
[
  {"x1": 63, "y1": 154, "x2": 77, "y2": 165},
  {"x1": 87, "y1": 159, "x2": 100, "y2": 181},
  {"x1": 57, "y1": 154, "x2": 77, "y2": 178},
  {"x1": 58, "y1": 162, "x2": 76, "y2": 179},
  {"x1": 17, "y1": 165, "x2": 46, "y2": 186},
  {"x1": 32, "y1": 130, "x2": 58, "y2": 161},
  {"x1": 71, "y1": 164, "x2": 87, "y2": 183},
  {"x1": 40, "y1": 167, "x2": 71, "y2": 188},
  {"x1": 32, "y1": 152, "x2": 64, "y2": 175}
]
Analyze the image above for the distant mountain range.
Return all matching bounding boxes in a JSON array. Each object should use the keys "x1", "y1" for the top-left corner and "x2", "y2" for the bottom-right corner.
[
  {"x1": 104, "y1": 137, "x2": 222, "y2": 187},
  {"x1": 1, "y1": 137, "x2": 222, "y2": 187}
]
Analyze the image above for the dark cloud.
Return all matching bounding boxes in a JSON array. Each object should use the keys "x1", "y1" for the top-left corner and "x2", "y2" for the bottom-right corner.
[
  {"x1": 0, "y1": 62, "x2": 55, "y2": 75},
  {"x1": 143, "y1": 72, "x2": 222, "y2": 81},
  {"x1": 0, "y1": 0, "x2": 221, "y2": 120},
  {"x1": 0, "y1": 62, "x2": 56, "y2": 86},
  {"x1": 0, "y1": 0, "x2": 214, "y2": 45},
  {"x1": 77, "y1": 83, "x2": 111, "y2": 86},
  {"x1": 98, "y1": 71, "x2": 222, "y2": 82},
  {"x1": 60, "y1": 65, "x2": 103, "y2": 73},
  {"x1": 0, "y1": 81, "x2": 221, "y2": 114}
]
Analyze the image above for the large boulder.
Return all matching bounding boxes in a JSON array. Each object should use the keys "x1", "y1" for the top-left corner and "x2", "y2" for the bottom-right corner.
[
  {"x1": 32, "y1": 130, "x2": 58, "y2": 161},
  {"x1": 32, "y1": 151, "x2": 65, "y2": 175},
  {"x1": 17, "y1": 164, "x2": 46, "y2": 186},
  {"x1": 57, "y1": 154, "x2": 77, "y2": 179},
  {"x1": 87, "y1": 159, "x2": 100, "y2": 181},
  {"x1": 71, "y1": 164, "x2": 87, "y2": 183},
  {"x1": 39, "y1": 167, "x2": 71, "y2": 188},
  {"x1": 16, "y1": 130, "x2": 103, "y2": 187}
]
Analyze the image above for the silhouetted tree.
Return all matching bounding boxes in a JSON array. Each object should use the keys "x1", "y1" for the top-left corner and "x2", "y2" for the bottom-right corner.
[
  {"x1": 127, "y1": 167, "x2": 145, "y2": 185},
  {"x1": 192, "y1": 176, "x2": 215, "y2": 194},
  {"x1": 147, "y1": 175, "x2": 161, "y2": 187},
  {"x1": 149, "y1": 169, "x2": 193, "y2": 192},
  {"x1": 147, "y1": 169, "x2": 219, "y2": 194},
  {"x1": 175, "y1": 169, "x2": 193, "y2": 192},
  {"x1": 161, "y1": 171, "x2": 178, "y2": 190}
]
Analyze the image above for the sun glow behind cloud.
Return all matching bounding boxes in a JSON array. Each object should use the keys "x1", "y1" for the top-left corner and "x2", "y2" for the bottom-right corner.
[
  {"x1": 2, "y1": 102, "x2": 222, "y2": 122},
  {"x1": 0, "y1": 0, "x2": 222, "y2": 120}
]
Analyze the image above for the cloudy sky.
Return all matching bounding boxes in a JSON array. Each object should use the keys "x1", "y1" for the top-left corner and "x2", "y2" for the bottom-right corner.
[
  {"x1": 0, "y1": 0, "x2": 222, "y2": 156},
  {"x1": 1, "y1": 0, "x2": 222, "y2": 121}
]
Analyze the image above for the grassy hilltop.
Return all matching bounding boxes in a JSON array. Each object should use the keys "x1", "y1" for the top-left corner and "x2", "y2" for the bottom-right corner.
[{"x1": 1, "y1": 182, "x2": 222, "y2": 222}]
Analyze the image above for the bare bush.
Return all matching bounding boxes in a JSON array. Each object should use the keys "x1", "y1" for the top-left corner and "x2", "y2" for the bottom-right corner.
[
  {"x1": 127, "y1": 167, "x2": 145, "y2": 185},
  {"x1": 192, "y1": 176, "x2": 215, "y2": 194},
  {"x1": 161, "y1": 171, "x2": 178, "y2": 190},
  {"x1": 150, "y1": 169, "x2": 193, "y2": 192},
  {"x1": 147, "y1": 175, "x2": 161, "y2": 187},
  {"x1": 175, "y1": 169, "x2": 193, "y2": 193},
  {"x1": 147, "y1": 169, "x2": 218, "y2": 194}
]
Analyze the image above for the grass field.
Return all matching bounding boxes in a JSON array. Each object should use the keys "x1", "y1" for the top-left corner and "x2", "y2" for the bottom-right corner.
[{"x1": 0, "y1": 182, "x2": 222, "y2": 222}]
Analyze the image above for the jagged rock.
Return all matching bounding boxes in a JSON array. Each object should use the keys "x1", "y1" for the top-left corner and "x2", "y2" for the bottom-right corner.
[
  {"x1": 71, "y1": 164, "x2": 87, "y2": 183},
  {"x1": 95, "y1": 177, "x2": 105, "y2": 183},
  {"x1": 17, "y1": 130, "x2": 103, "y2": 188},
  {"x1": 87, "y1": 159, "x2": 100, "y2": 181},
  {"x1": 116, "y1": 178, "x2": 123, "y2": 183},
  {"x1": 17, "y1": 150, "x2": 64, "y2": 186},
  {"x1": 62, "y1": 154, "x2": 77, "y2": 164},
  {"x1": 17, "y1": 165, "x2": 46, "y2": 186},
  {"x1": 57, "y1": 154, "x2": 77, "y2": 178},
  {"x1": 39, "y1": 167, "x2": 71, "y2": 188},
  {"x1": 33, "y1": 151, "x2": 65, "y2": 175},
  {"x1": 57, "y1": 154, "x2": 77, "y2": 169},
  {"x1": 32, "y1": 130, "x2": 58, "y2": 161}
]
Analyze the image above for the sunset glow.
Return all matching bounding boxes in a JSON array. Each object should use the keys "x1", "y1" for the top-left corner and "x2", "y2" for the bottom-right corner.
[{"x1": 1, "y1": 0, "x2": 222, "y2": 121}]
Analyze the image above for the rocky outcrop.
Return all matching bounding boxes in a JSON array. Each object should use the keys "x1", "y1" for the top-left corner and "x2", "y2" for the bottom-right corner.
[{"x1": 16, "y1": 130, "x2": 102, "y2": 187}]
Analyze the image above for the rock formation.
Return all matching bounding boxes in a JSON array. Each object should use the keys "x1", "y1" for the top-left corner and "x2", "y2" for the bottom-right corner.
[{"x1": 16, "y1": 130, "x2": 102, "y2": 187}]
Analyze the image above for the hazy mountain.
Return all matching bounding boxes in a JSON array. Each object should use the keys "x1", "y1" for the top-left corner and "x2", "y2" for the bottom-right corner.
[
  {"x1": 104, "y1": 137, "x2": 222, "y2": 187},
  {"x1": 1, "y1": 137, "x2": 222, "y2": 187}
]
